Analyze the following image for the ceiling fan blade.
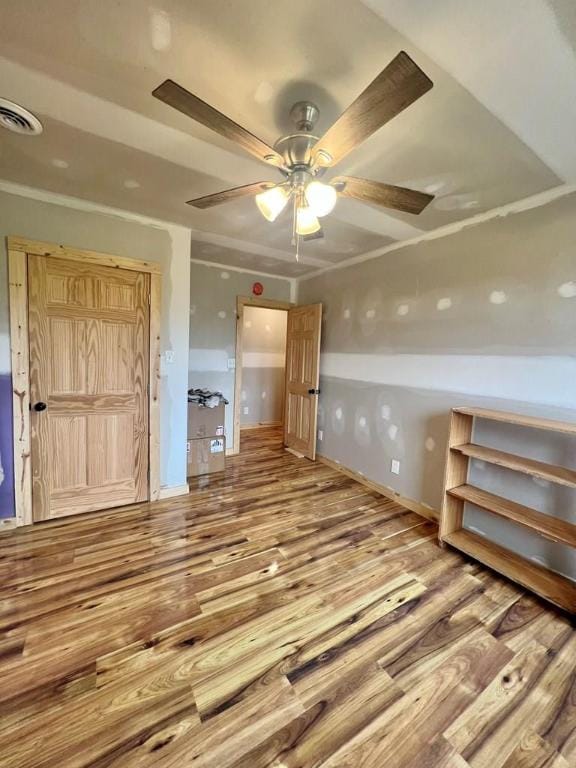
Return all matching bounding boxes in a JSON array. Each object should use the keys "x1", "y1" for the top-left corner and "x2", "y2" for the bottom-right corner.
[
  {"x1": 153, "y1": 79, "x2": 285, "y2": 167},
  {"x1": 333, "y1": 176, "x2": 433, "y2": 214},
  {"x1": 313, "y1": 51, "x2": 433, "y2": 168},
  {"x1": 187, "y1": 182, "x2": 275, "y2": 209}
]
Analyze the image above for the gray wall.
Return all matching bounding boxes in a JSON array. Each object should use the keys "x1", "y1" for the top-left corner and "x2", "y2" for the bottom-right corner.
[
  {"x1": 0, "y1": 189, "x2": 191, "y2": 517},
  {"x1": 188, "y1": 261, "x2": 291, "y2": 447},
  {"x1": 299, "y1": 193, "x2": 576, "y2": 581},
  {"x1": 240, "y1": 306, "x2": 287, "y2": 426}
]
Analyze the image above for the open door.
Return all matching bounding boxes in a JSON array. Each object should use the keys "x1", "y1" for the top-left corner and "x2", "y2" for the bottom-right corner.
[{"x1": 283, "y1": 303, "x2": 322, "y2": 459}]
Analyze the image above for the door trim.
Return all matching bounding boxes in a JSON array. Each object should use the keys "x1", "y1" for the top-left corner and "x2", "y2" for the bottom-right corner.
[
  {"x1": 7, "y1": 236, "x2": 162, "y2": 526},
  {"x1": 233, "y1": 295, "x2": 293, "y2": 456}
]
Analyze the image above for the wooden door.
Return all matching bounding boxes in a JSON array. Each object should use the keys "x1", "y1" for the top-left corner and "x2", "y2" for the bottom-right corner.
[
  {"x1": 283, "y1": 304, "x2": 322, "y2": 460},
  {"x1": 28, "y1": 255, "x2": 150, "y2": 520}
]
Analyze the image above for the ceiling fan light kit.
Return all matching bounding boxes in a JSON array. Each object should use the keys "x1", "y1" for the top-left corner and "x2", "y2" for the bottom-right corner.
[
  {"x1": 296, "y1": 204, "x2": 322, "y2": 236},
  {"x1": 255, "y1": 185, "x2": 290, "y2": 222},
  {"x1": 153, "y1": 50, "x2": 435, "y2": 259},
  {"x1": 305, "y1": 180, "x2": 338, "y2": 217}
]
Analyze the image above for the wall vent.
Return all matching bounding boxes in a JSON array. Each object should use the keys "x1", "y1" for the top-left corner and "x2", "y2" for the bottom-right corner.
[{"x1": 0, "y1": 98, "x2": 43, "y2": 135}]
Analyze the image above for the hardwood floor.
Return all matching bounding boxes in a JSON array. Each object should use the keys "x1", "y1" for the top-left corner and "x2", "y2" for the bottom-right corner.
[{"x1": 0, "y1": 426, "x2": 574, "y2": 767}]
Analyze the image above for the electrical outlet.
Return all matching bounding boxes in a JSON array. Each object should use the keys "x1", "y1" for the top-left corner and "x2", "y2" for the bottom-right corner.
[
  {"x1": 317, "y1": 430, "x2": 323, "y2": 441},
  {"x1": 243, "y1": 406, "x2": 249, "y2": 415},
  {"x1": 227, "y1": 358, "x2": 235, "y2": 370},
  {"x1": 391, "y1": 459, "x2": 400, "y2": 475},
  {"x1": 164, "y1": 350, "x2": 175, "y2": 364}
]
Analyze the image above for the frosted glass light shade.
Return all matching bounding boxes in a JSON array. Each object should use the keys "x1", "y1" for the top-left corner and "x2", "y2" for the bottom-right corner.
[
  {"x1": 305, "y1": 181, "x2": 337, "y2": 217},
  {"x1": 255, "y1": 186, "x2": 289, "y2": 222},
  {"x1": 296, "y1": 205, "x2": 321, "y2": 235}
]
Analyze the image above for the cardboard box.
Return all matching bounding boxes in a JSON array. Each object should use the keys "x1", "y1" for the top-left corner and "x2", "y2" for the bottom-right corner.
[
  {"x1": 187, "y1": 436, "x2": 226, "y2": 477},
  {"x1": 187, "y1": 403, "x2": 225, "y2": 439}
]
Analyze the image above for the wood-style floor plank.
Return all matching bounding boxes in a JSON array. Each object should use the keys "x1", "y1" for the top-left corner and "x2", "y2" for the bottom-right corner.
[{"x1": 0, "y1": 426, "x2": 574, "y2": 767}]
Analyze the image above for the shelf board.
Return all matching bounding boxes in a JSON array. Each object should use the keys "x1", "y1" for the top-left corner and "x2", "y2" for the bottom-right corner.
[
  {"x1": 443, "y1": 529, "x2": 576, "y2": 613},
  {"x1": 452, "y1": 443, "x2": 576, "y2": 489},
  {"x1": 448, "y1": 484, "x2": 576, "y2": 548},
  {"x1": 453, "y1": 407, "x2": 576, "y2": 435}
]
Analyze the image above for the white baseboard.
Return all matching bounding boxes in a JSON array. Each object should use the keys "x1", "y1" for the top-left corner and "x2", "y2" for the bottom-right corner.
[{"x1": 158, "y1": 483, "x2": 190, "y2": 500}]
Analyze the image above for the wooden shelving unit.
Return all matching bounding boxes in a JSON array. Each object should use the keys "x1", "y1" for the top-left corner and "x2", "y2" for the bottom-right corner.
[
  {"x1": 448, "y1": 485, "x2": 576, "y2": 547},
  {"x1": 451, "y1": 443, "x2": 576, "y2": 487},
  {"x1": 440, "y1": 407, "x2": 576, "y2": 614}
]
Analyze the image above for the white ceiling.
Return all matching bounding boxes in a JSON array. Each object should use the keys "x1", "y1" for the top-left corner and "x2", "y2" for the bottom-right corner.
[{"x1": 0, "y1": 0, "x2": 572, "y2": 276}]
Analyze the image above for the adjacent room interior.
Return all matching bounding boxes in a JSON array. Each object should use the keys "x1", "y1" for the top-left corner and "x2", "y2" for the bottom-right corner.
[
  {"x1": 0, "y1": 2, "x2": 575, "y2": 766},
  {"x1": 238, "y1": 305, "x2": 287, "y2": 431}
]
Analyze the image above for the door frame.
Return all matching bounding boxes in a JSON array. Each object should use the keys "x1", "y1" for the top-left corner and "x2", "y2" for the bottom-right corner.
[
  {"x1": 233, "y1": 295, "x2": 293, "y2": 455},
  {"x1": 7, "y1": 236, "x2": 162, "y2": 527}
]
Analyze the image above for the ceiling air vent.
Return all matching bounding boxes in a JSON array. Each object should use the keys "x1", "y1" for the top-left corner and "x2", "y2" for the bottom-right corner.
[{"x1": 0, "y1": 98, "x2": 43, "y2": 135}]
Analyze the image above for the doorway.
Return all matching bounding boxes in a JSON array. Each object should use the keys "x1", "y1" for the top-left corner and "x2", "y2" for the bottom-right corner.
[
  {"x1": 233, "y1": 296, "x2": 323, "y2": 459},
  {"x1": 233, "y1": 296, "x2": 290, "y2": 455},
  {"x1": 240, "y1": 305, "x2": 287, "y2": 428},
  {"x1": 7, "y1": 236, "x2": 161, "y2": 526}
]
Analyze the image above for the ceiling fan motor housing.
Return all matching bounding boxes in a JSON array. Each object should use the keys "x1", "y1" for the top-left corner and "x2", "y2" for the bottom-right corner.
[{"x1": 274, "y1": 132, "x2": 320, "y2": 172}]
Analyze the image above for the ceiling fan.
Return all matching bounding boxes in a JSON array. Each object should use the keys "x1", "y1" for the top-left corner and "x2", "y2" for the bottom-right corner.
[{"x1": 153, "y1": 51, "x2": 434, "y2": 257}]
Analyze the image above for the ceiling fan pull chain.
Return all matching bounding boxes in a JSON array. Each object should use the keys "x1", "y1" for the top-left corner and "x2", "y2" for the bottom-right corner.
[
  {"x1": 294, "y1": 190, "x2": 302, "y2": 261},
  {"x1": 291, "y1": 192, "x2": 297, "y2": 248}
]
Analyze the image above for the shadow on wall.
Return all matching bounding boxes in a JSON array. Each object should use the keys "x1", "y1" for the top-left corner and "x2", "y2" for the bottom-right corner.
[
  {"x1": 0, "y1": 374, "x2": 15, "y2": 518},
  {"x1": 548, "y1": 0, "x2": 576, "y2": 58},
  {"x1": 551, "y1": 486, "x2": 575, "y2": 576},
  {"x1": 420, "y1": 411, "x2": 451, "y2": 507},
  {"x1": 272, "y1": 79, "x2": 342, "y2": 135}
]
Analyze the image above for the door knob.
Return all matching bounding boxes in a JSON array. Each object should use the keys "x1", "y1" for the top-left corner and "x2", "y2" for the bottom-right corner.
[
  {"x1": 33, "y1": 402, "x2": 47, "y2": 412},
  {"x1": 308, "y1": 389, "x2": 320, "y2": 395}
]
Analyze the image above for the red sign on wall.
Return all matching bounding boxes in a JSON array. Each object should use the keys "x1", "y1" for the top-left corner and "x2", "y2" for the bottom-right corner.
[{"x1": 252, "y1": 281, "x2": 263, "y2": 296}]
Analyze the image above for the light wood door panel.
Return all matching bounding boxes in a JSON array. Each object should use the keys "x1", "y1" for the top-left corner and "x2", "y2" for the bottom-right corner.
[
  {"x1": 28, "y1": 255, "x2": 150, "y2": 520},
  {"x1": 283, "y1": 304, "x2": 322, "y2": 460}
]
